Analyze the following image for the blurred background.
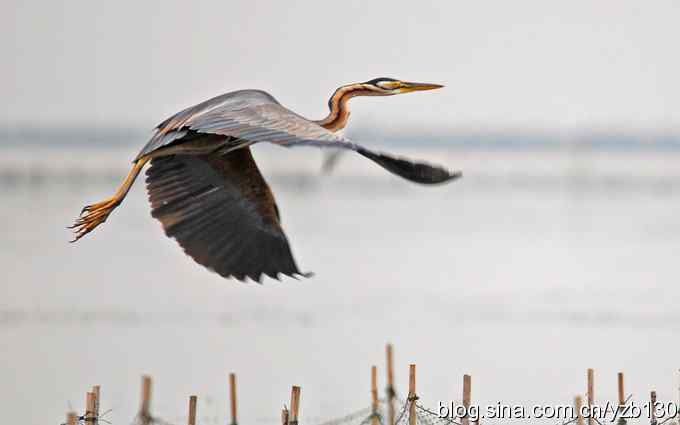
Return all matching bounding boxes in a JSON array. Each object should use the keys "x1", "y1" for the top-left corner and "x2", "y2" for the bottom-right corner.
[{"x1": 2, "y1": 1, "x2": 679, "y2": 424}]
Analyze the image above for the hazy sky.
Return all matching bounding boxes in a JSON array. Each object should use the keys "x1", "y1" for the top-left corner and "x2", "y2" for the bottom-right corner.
[{"x1": 2, "y1": 0, "x2": 680, "y2": 132}]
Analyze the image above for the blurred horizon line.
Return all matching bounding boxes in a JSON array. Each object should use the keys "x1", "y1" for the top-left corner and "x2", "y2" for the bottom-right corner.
[{"x1": 2, "y1": 124, "x2": 680, "y2": 151}]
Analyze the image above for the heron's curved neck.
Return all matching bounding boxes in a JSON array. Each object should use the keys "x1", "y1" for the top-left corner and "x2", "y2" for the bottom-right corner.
[{"x1": 314, "y1": 83, "x2": 373, "y2": 132}]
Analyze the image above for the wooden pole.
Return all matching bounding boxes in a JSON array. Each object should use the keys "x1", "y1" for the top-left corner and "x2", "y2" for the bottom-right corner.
[
  {"x1": 617, "y1": 373, "x2": 625, "y2": 407},
  {"x1": 140, "y1": 375, "x2": 152, "y2": 422},
  {"x1": 587, "y1": 369, "x2": 594, "y2": 425},
  {"x1": 386, "y1": 344, "x2": 395, "y2": 425},
  {"x1": 188, "y1": 395, "x2": 197, "y2": 425},
  {"x1": 281, "y1": 407, "x2": 289, "y2": 425},
  {"x1": 408, "y1": 364, "x2": 416, "y2": 425},
  {"x1": 371, "y1": 366, "x2": 379, "y2": 425},
  {"x1": 462, "y1": 375, "x2": 471, "y2": 425},
  {"x1": 85, "y1": 392, "x2": 95, "y2": 423},
  {"x1": 229, "y1": 373, "x2": 238, "y2": 425},
  {"x1": 575, "y1": 396, "x2": 584, "y2": 425},
  {"x1": 66, "y1": 412, "x2": 77, "y2": 425},
  {"x1": 92, "y1": 385, "x2": 100, "y2": 423},
  {"x1": 289, "y1": 386, "x2": 301, "y2": 425},
  {"x1": 650, "y1": 391, "x2": 657, "y2": 425}
]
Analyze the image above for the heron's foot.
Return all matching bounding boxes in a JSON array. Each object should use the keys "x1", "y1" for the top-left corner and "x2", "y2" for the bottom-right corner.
[{"x1": 68, "y1": 197, "x2": 121, "y2": 242}]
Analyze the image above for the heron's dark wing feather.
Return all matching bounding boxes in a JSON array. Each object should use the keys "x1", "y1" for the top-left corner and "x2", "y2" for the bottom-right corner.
[
  {"x1": 355, "y1": 148, "x2": 462, "y2": 184},
  {"x1": 137, "y1": 89, "x2": 460, "y2": 184},
  {"x1": 145, "y1": 146, "x2": 308, "y2": 282}
]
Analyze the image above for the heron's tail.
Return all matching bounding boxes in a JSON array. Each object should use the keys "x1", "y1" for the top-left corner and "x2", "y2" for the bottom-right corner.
[{"x1": 68, "y1": 159, "x2": 148, "y2": 242}]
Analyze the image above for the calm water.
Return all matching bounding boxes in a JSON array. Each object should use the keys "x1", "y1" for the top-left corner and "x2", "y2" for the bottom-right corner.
[{"x1": 1, "y1": 139, "x2": 679, "y2": 424}]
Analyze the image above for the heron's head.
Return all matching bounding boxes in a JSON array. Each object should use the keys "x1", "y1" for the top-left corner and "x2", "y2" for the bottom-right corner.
[
  {"x1": 361, "y1": 77, "x2": 444, "y2": 96},
  {"x1": 318, "y1": 77, "x2": 444, "y2": 131}
]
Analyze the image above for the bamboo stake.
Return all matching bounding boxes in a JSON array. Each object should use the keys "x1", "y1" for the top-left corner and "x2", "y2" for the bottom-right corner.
[
  {"x1": 67, "y1": 412, "x2": 77, "y2": 425},
  {"x1": 386, "y1": 344, "x2": 395, "y2": 425},
  {"x1": 188, "y1": 395, "x2": 197, "y2": 425},
  {"x1": 371, "y1": 366, "x2": 379, "y2": 425},
  {"x1": 140, "y1": 375, "x2": 152, "y2": 423},
  {"x1": 616, "y1": 372, "x2": 626, "y2": 425},
  {"x1": 650, "y1": 391, "x2": 657, "y2": 425},
  {"x1": 86, "y1": 392, "x2": 95, "y2": 423},
  {"x1": 575, "y1": 396, "x2": 584, "y2": 425},
  {"x1": 289, "y1": 386, "x2": 301, "y2": 425},
  {"x1": 92, "y1": 385, "x2": 100, "y2": 423},
  {"x1": 281, "y1": 407, "x2": 289, "y2": 425},
  {"x1": 408, "y1": 364, "x2": 416, "y2": 425},
  {"x1": 587, "y1": 369, "x2": 594, "y2": 425},
  {"x1": 617, "y1": 373, "x2": 625, "y2": 407},
  {"x1": 229, "y1": 373, "x2": 238, "y2": 425},
  {"x1": 462, "y1": 375, "x2": 471, "y2": 425}
]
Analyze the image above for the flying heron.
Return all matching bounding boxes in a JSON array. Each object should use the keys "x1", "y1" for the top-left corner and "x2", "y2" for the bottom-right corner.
[{"x1": 70, "y1": 77, "x2": 461, "y2": 281}]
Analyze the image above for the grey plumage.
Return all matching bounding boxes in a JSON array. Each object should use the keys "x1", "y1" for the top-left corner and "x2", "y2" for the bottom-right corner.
[
  {"x1": 136, "y1": 90, "x2": 458, "y2": 186},
  {"x1": 70, "y1": 79, "x2": 459, "y2": 282}
]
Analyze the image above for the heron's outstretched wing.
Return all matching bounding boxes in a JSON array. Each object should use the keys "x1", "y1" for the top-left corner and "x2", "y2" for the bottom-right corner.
[
  {"x1": 137, "y1": 90, "x2": 460, "y2": 184},
  {"x1": 145, "y1": 146, "x2": 309, "y2": 282}
]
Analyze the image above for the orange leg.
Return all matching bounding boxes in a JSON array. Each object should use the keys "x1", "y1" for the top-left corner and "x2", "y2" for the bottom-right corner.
[{"x1": 69, "y1": 158, "x2": 148, "y2": 242}]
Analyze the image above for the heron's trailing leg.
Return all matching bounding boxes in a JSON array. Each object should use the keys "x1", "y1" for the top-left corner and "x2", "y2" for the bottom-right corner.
[{"x1": 69, "y1": 158, "x2": 148, "y2": 242}]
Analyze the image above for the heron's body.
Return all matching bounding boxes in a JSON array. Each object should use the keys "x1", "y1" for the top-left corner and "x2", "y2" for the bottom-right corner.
[{"x1": 70, "y1": 78, "x2": 460, "y2": 282}]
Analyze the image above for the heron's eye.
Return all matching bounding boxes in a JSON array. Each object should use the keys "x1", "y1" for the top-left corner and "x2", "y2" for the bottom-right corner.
[{"x1": 376, "y1": 81, "x2": 400, "y2": 90}]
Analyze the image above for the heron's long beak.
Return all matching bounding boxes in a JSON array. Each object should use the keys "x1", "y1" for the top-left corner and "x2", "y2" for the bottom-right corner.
[{"x1": 399, "y1": 82, "x2": 444, "y2": 93}]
